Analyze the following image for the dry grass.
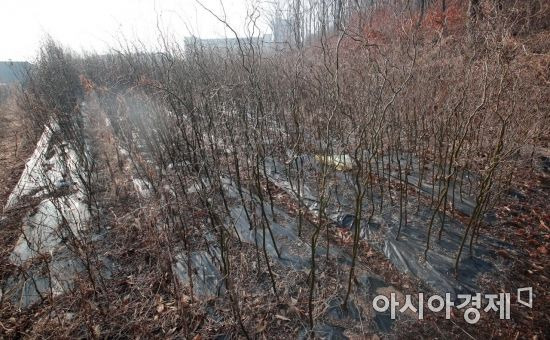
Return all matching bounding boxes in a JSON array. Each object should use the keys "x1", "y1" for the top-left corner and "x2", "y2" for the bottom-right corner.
[
  {"x1": 0, "y1": 90, "x2": 34, "y2": 210},
  {"x1": 1, "y1": 2, "x2": 549, "y2": 338},
  {"x1": 0, "y1": 90, "x2": 37, "y2": 280}
]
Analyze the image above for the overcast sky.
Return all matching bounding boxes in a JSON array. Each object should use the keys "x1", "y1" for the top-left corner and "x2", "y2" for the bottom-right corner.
[{"x1": 0, "y1": 0, "x2": 271, "y2": 61}]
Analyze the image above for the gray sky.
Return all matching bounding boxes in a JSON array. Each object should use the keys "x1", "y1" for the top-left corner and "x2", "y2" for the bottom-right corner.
[{"x1": 0, "y1": 0, "x2": 271, "y2": 61}]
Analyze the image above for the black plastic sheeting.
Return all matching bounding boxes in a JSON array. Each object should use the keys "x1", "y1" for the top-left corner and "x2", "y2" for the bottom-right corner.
[
  {"x1": 222, "y1": 178, "x2": 401, "y2": 334},
  {"x1": 264, "y1": 155, "x2": 513, "y2": 297},
  {"x1": 170, "y1": 176, "x2": 410, "y2": 334},
  {"x1": 174, "y1": 250, "x2": 226, "y2": 297},
  {"x1": 222, "y1": 178, "x2": 353, "y2": 270},
  {"x1": 357, "y1": 274, "x2": 395, "y2": 333},
  {"x1": 3, "y1": 247, "x2": 113, "y2": 308}
]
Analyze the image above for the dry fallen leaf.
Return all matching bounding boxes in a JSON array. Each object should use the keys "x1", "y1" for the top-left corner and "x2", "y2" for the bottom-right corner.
[
  {"x1": 275, "y1": 314, "x2": 291, "y2": 321},
  {"x1": 93, "y1": 325, "x2": 101, "y2": 338},
  {"x1": 496, "y1": 249, "x2": 510, "y2": 259},
  {"x1": 181, "y1": 294, "x2": 191, "y2": 304},
  {"x1": 157, "y1": 303, "x2": 165, "y2": 313},
  {"x1": 256, "y1": 320, "x2": 267, "y2": 333}
]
